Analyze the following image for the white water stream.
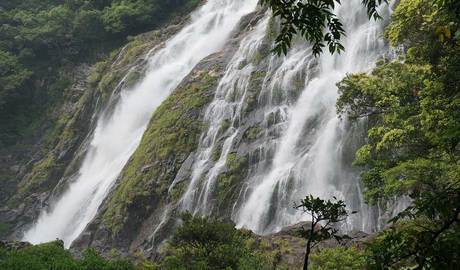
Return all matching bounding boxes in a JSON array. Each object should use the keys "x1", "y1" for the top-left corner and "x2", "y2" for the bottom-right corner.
[
  {"x1": 181, "y1": 0, "x2": 393, "y2": 234},
  {"x1": 181, "y1": 16, "x2": 271, "y2": 213},
  {"x1": 236, "y1": 1, "x2": 392, "y2": 233},
  {"x1": 23, "y1": 0, "x2": 258, "y2": 247}
]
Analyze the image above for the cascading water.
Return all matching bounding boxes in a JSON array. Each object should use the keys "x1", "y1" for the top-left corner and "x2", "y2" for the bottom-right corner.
[
  {"x1": 23, "y1": 0, "x2": 258, "y2": 247},
  {"x1": 236, "y1": 1, "x2": 394, "y2": 233},
  {"x1": 181, "y1": 0, "x2": 393, "y2": 234},
  {"x1": 181, "y1": 17, "x2": 271, "y2": 213}
]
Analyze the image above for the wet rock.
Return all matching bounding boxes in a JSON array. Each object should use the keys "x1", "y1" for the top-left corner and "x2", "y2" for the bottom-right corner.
[
  {"x1": 9, "y1": 165, "x2": 21, "y2": 174},
  {"x1": 172, "y1": 154, "x2": 195, "y2": 185},
  {"x1": 140, "y1": 164, "x2": 155, "y2": 173},
  {"x1": 275, "y1": 221, "x2": 313, "y2": 236},
  {"x1": 0, "y1": 240, "x2": 32, "y2": 251}
]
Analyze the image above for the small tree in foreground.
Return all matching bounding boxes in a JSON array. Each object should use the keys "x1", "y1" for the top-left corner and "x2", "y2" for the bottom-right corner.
[
  {"x1": 157, "y1": 212, "x2": 269, "y2": 270},
  {"x1": 295, "y1": 195, "x2": 352, "y2": 270}
]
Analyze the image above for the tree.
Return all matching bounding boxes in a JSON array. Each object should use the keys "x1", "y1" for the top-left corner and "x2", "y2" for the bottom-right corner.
[
  {"x1": 156, "y1": 212, "x2": 268, "y2": 270},
  {"x1": 336, "y1": 1, "x2": 460, "y2": 267},
  {"x1": 101, "y1": 1, "x2": 154, "y2": 34},
  {"x1": 262, "y1": 0, "x2": 389, "y2": 56},
  {"x1": 337, "y1": 59, "x2": 460, "y2": 269},
  {"x1": 294, "y1": 195, "x2": 351, "y2": 270},
  {"x1": 263, "y1": 0, "x2": 460, "y2": 56},
  {"x1": 0, "y1": 50, "x2": 31, "y2": 109}
]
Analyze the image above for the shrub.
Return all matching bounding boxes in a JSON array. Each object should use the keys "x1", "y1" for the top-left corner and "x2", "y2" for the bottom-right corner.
[
  {"x1": 156, "y1": 213, "x2": 269, "y2": 270},
  {"x1": 0, "y1": 241, "x2": 134, "y2": 270},
  {"x1": 310, "y1": 247, "x2": 366, "y2": 270}
]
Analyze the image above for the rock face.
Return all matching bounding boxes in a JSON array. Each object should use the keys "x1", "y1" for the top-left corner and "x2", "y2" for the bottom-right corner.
[
  {"x1": 71, "y1": 10, "x2": 268, "y2": 256},
  {"x1": 0, "y1": 240, "x2": 32, "y2": 251}
]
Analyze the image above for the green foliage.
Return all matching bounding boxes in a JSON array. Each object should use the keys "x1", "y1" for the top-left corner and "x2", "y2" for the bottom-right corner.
[
  {"x1": 309, "y1": 247, "x2": 366, "y2": 270},
  {"x1": 80, "y1": 248, "x2": 135, "y2": 270},
  {"x1": 15, "y1": 155, "x2": 60, "y2": 202},
  {"x1": 295, "y1": 196, "x2": 350, "y2": 244},
  {"x1": 211, "y1": 143, "x2": 223, "y2": 161},
  {"x1": 337, "y1": 61, "x2": 438, "y2": 202},
  {"x1": 262, "y1": 0, "x2": 388, "y2": 56},
  {"x1": 102, "y1": 1, "x2": 153, "y2": 34},
  {"x1": 244, "y1": 70, "x2": 267, "y2": 114},
  {"x1": 220, "y1": 119, "x2": 232, "y2": 133},
  {"x1": 0, "y1": 50, "x2": 31, "y2": 108},
  {"x1": 294, "y1": 195, "x2": 351, "y2": 270},
  {"x1": 337, "y1": 59, "x2": 460, "y2": 269},
  {"x1": 0, "y1": 241, "x2": 134, "y2": 270},
  {"x1": 367, "y1": 219, "x2": 460, "y2": 269},
  {"x1": 5, "y1": 68, "x2": 103, "y2": 206},
  {"x1": 169, "y1": 181, "x2": 187, "y2": 202},
  {"x1": 386, "y1": 0, "x2": 460, "y2": 51},
  {"x1": 226, "y1": 153, "x2": 249, "y2": 172},
  {"x1": 336, "y1": 0, "x2": 460, "y2": 268},
  {"x1": 244, "y1": 126, "x2": 263, "y2": 141},
  {"x1": 155, "y1": 213, "x2": 269, "y2": 270},
  {"x1": 216, "y1": 153, "x2": 249, "y2": 210},
  {"x1": 102, "y1": 0, "x2": 200, "y2": 35}
]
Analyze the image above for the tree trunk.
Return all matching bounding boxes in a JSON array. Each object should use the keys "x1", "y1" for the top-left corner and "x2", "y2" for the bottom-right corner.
[
  {"x1": 304, "y1": 219, "x2": 316, "y2": 270},
  {"x1": 303, "y1": 244, "x2": 311, "y2": 270}
]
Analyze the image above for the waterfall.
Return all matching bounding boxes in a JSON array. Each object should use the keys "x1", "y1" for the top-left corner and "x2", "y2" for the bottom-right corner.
[
  {"x1": 181, "y1": 17, "x2": 271, "y2": 213},
  {"x1": 23, "y1": 0, "x2": 258, "y2": 247},
  {"x1": 181, "y1": 0, "x2": 392, "y2": 234},
  {"x1": 236, "y1": 1, "x2": 392, "y2": 233}
]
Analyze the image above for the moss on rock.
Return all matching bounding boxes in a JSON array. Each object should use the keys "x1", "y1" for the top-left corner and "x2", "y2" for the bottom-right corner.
[
  {"x1": 101, "y1": 71, "x2": 220, "y2": 235},
  {"x1": 244, "y1": 70, "x2": 266, "y2": 115},
  {"x1": 244, "y1": 125, "x2": 263, "y2": 142},
  {"x1": 211, "y1": 143, "x2": 224, "y2": 162},
  {"x1": 169, "y1": 181, "x2": 188, "y2": 202},
  {"x1": 216, "y1": 152, "x2": 249, "y2": 213}
]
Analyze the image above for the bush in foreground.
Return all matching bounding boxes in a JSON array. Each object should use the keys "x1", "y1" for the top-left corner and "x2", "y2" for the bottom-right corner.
[{"x1": 0, "y1": 240, "x2": 134, "y2": 270}]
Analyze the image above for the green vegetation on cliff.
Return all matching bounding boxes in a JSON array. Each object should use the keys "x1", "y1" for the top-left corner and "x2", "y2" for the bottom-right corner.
[
  {"x1": 6, "y1": 31, "x2": 157, "y2": 208},
  {"x1": 0, "y1": 0, "x2": 201, "y2": 147},
  {"x1": 102, "y1": 70, "x2": 219, "y2": 234},
  {"x1": 216, "y1": 152, "x2": 249, "y2": 211}
]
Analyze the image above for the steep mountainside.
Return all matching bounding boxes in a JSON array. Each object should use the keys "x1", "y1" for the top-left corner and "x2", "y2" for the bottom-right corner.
[
  {"x1": 2, "y1": 0, "x2": 391, "y2": 252},
  {"x1": 73, "y1": 10, "x2": 267, "y2": 254},
  {"x1": 2, "y1": 0, "x2": 459, "y2": 268},
  {"x1": 0, "y1": 18, "x2": 186, "y2": 240},
  {"x1": 73, "y1": 1, "x2": 394, "y2": 255}
]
